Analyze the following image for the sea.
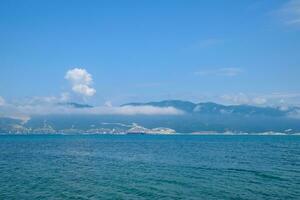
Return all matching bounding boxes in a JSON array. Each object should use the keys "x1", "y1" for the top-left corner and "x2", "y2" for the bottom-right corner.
[{"x1": 0, "y1": 134, "x2": 299, "y2": 200}]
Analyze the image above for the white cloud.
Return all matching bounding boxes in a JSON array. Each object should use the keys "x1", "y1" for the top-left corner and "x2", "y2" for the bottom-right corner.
[
  {"x1": 72, "y1": 84, "x2": 96, "y2": 97},
  {"x1": 0, "y1": 96, "x2": 5, "y2": 106},
  {"x1": 0, "y1": 102, "x2": 184, "y2": 122},
  {"x1": 195, "y1": 68, "x2": 242, "y2": 77},
  {"x1": 221, "y1": 93, "x2": 250, "y2": 104},
  {"x1": 220, "y1": 93, "x2": 267, "y2": 105},
  {"x1": 252, "y1": 97, "x2": 267, "y2": 105},
  {"x1": 65, "y1": 68, "x2": 96, "y2": 97},
  {"x1": 219, "y1": 92, "x2": 300, "y2": 116},
  {"x1": 107, "y1": 106, "x2": 183, "y2": 115},
  {"x1": 263, "y1": 92, "x2": 300, "y2": 99},
  {"x1": 14, "y1": 95, "x2": 62, "y2": 106},
  {"x1": 65, "y1": 68, "x2": 92, "y2": 85},
  {"x1": 220, "y1": 92, "x2": 300, "y2": 106},
  {"x1": 256, "y1": 92, "x2": 300, "y2": 106},
  {"x1": 0, "y1": 103, "x2": 30, "y2": 123},
  {"x1": 277, "y1": 0, "x2": 300, "y2": 26}
]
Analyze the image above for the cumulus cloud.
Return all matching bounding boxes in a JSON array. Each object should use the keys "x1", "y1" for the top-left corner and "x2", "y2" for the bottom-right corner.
[
  {"x1": 195, "y1": 68, "x2": 242, "y2": 77},
  {"x1": 65, "y1": 68, "x2": 96, "y2": 97},
  {"x1": 72, "y1": 84, "x2": 96, "y2": 97}
]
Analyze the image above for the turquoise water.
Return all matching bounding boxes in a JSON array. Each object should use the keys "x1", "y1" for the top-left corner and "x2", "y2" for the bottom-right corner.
[{"x1": 0, "y1": 135, "x2": 299, "y2": 200}]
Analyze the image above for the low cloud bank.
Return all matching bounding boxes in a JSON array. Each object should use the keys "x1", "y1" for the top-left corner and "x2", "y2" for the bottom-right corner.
[
  {"x1": 13, "y1": 104, "x2": 183, "y2": 116},
  {"x1": 0, "y1": 102, "x2": 184, "y2": 122}
]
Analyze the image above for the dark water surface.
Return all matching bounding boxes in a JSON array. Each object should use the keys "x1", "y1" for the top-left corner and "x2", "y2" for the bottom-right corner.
[{"x1": 0, "y1": 135, "x2": 299, "y2": 200}]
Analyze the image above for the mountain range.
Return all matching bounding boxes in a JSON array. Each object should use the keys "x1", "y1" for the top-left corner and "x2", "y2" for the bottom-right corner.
[{"x1": 1, "y1": 100, "x2": 300, "y2": 134}]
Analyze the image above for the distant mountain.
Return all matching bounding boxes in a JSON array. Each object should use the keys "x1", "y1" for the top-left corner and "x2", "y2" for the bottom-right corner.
[
  {"x1": 1, "y1": 100, "x2": 300, "y2": 134},
  {"x1": 58, "y1": 102, "x2": 93, "y2": 108},
  {"x1": 0, "y1": 117, "x2": 23, "y2": 133},
  {"x1": 123, "y1": 100, "x2": 287, "y2": 117}
]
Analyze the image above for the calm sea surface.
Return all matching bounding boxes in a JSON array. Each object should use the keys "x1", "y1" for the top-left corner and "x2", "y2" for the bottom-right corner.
[{"x1": 0, "y1": 135, "x2": 299, "y2": 200}]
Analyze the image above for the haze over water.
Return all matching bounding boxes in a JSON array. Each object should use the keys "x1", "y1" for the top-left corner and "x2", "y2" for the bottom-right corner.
[{"x1": 0, "y1": 135, "x2": 299, "y2": 200}]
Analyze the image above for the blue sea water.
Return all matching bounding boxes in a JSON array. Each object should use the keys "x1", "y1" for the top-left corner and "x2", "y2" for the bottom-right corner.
[{"x1": 0, "y1": 135, "x2": 299, "y2": 200}]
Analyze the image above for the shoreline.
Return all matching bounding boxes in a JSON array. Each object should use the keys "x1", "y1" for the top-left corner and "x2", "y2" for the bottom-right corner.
[{"x1": 1, "y1": 133, "x2": 300, "y2": 136}]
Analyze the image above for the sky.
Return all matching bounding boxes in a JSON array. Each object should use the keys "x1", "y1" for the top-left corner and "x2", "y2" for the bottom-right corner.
[{"x1": 0, "y1": 0, "x2": 300, "y2": 106}]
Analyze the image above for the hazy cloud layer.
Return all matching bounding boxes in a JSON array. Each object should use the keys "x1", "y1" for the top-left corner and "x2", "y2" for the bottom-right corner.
[
  {"x1": 277, "y1": 0, "x2": 300, "y2": 26},
  {"x1": 220, "y1": 92, "x2": 300, "y2": 106},
  {"x1": 65, "y1": 68, "x2": 96, "y2": 97},
  {"x1": 221, "y1": 93, "x2": 267, "y2": 105},
  {"x1": 0, "y1": 101, "x2": 184, "y2": 122}
]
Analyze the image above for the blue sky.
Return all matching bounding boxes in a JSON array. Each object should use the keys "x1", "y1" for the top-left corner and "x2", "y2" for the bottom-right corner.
[{"x1": 0, "y1": 0, "x2": 300, "y2": 106}]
